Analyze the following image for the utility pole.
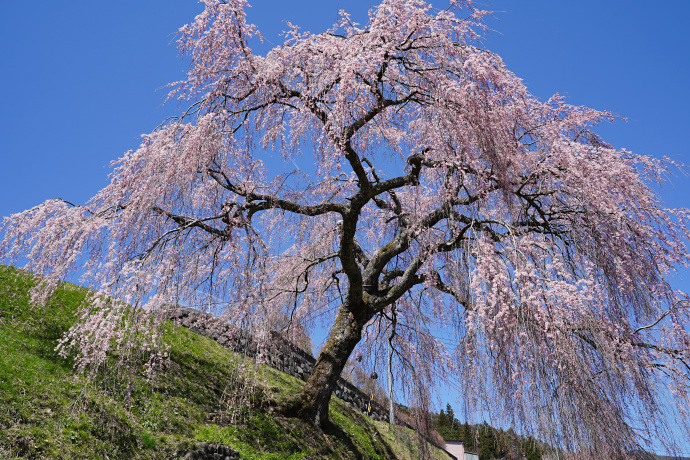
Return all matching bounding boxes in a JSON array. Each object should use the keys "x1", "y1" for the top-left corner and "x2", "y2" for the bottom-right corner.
[{"x1": 387, "y1": 335, "x2": 394, "y2": 424}]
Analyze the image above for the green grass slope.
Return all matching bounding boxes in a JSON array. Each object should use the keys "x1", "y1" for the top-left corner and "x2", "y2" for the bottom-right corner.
[{"x1": 0, "y1": 265, "x2": 450, "y2": 459}]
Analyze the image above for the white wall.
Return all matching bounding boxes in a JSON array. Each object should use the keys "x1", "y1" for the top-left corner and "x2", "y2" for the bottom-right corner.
[{"x1": 444, "y1": 441, "x2": 464, "y2": 459}]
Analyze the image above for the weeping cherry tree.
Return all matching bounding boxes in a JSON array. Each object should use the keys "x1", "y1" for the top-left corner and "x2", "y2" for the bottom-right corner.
[{"x1": 2, "y1": 0, "x2": 690, "y2": 456}]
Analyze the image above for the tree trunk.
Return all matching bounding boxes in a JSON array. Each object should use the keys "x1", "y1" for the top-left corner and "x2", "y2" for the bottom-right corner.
[{"x1": 290, "y1": 304, "x2": 366, "y2": 427}]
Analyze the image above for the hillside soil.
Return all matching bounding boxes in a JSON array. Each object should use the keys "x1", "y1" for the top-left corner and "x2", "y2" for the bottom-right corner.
[{"x1": 0, "y1": 265, "x2": 450, "y2": 460}]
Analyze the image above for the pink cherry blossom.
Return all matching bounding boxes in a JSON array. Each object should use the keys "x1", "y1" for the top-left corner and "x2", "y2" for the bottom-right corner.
[{"x1": 2, "y1": 0, "x2": 690, "y2": 455}]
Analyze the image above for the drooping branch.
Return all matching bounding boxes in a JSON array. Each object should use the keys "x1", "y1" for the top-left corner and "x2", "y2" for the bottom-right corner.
[
  {"x1": 151, "y1": 206, "x2": 227, "y2": 238},
  {"x1": 207, "y1": 169, "x2": 346, "y2": 219}
]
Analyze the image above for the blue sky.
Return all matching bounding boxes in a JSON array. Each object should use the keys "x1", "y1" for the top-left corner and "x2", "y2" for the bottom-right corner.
[
  {"x1": 1, "y1": 1, "x2": 688, "y2": 213},
  {"x1": 1, "y1": 0, "x2": 690, "y2": 452}
]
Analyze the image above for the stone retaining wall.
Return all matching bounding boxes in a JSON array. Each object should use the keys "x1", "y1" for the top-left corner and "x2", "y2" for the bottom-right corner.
[
  {"x1": 171, "y1": 442, "x2": 241, "y2": 460},
  {"x1": 165, "y1": 307, "x2": 388, "y2": 422}
]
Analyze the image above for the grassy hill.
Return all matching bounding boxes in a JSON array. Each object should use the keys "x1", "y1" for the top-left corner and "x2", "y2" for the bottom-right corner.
[{"x1": 0, "y1": 265, "x2": 450, "y2": 459}]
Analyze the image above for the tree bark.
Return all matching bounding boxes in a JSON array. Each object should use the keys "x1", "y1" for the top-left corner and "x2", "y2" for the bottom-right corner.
[{"x1": 289, "y1": 302, "x2": 368, "y2": 427}]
